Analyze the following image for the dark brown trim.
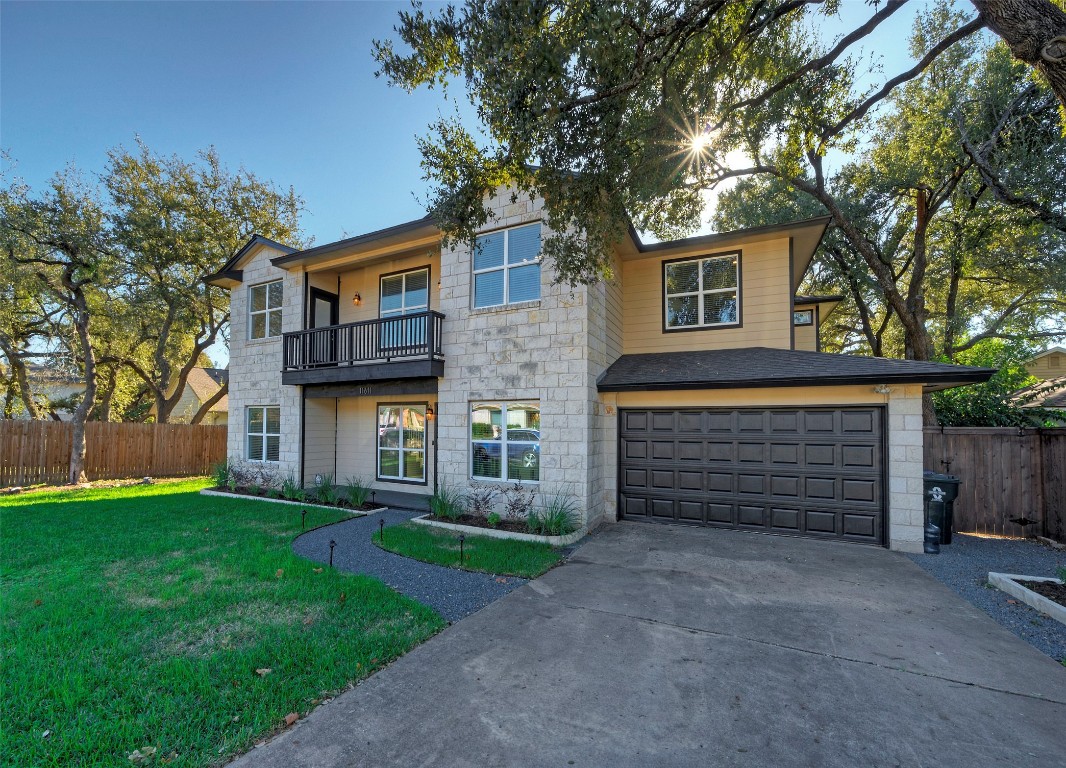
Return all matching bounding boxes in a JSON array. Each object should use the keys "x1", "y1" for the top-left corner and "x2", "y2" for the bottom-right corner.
[
  {"x1": 375, "y1": 401, "x2": 430, "y2": 486},
  {"x1": 635, "y1": 216, "x2": 831, "y2": 253},
  {"x1": 660, "y1": 250, "x2": 743, "y2": 334},
  {"x1": 308, "y1": 286, "x2": 340, "y2": 327},
  {"x1": 598, "y1": 370, "x2": 995, "y2": 392},
  {"x1": 795, "y1": 294, "x2": 845, "y2": 305},
  {"x1": 299, "y1": 389, "x2": 306, "y2": 488},
  {"x1": 304, "y1": 379, "x2": 439, "y2": 399},
  {"x1": 378, "y1": 264, "x2": 433, "y2": 317},
  {"x1": 815, "y1": 305, "x2": 822, "y2": 353},
  {"x1": 788, "y1": 238, "x2": 795, "y2": 351},
  {"x1": 271, "y1": 216, "x2": 436, "y2": 267},
  {"x1": 282, "y1": 359, "x2": 445, "y2": 386}
]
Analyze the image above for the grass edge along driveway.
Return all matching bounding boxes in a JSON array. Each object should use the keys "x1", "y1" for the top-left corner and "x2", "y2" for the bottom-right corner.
[
  {"x1": 374, "y1": 521, "x2": 563, "y2": 578},
  {"x1": 0, "y1": 479, "x2": 445, "y2": 768}
]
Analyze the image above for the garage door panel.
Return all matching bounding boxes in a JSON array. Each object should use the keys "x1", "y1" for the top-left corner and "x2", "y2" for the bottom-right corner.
[{"x1": 619, "y1": 407, "x2": 884, "y2": 546}]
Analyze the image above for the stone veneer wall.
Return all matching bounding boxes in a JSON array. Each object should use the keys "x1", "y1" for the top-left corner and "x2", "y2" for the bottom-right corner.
[
  {"x1": 226, "y1": 244, "x2": 304, "y2": 483},
  {"x1": 886, "y1": 384, "x2": 925, "y2": 552},
  {"x1": 436, "y1": 190, "x2": 606, "y2": 526}
]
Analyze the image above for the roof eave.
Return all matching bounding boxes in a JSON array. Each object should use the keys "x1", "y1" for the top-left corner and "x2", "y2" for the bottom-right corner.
[
  {"x1": 597, "y1": 369, "x2": 997, "y2": 393},
  {"x1": 271, "y1": 216, "x2": 438, "y2": 268}
]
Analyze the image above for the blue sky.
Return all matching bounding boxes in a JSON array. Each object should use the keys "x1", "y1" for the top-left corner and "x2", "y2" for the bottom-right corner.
[{"x1": 0, "y1": 0, "x2": 944, "y2": 248}]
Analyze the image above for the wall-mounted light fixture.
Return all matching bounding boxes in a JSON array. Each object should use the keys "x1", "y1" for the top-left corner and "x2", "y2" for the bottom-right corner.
[
  {"x1": 426, "y1": 407, "x2": 436, "y2": 421},
  {"x1": 873, "y1": 384, "x2": 892, "y2": 395},
  {"x1": 352, "y1": 292, "x2": 362, "y2": 306}
]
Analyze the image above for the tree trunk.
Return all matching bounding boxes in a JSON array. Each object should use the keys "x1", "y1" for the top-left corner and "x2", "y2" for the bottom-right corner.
[
  {"x1": 190, "y1": 381, "x2": 227, "y2": 425},
  {"x1": 66, "y1": 278, "x2": 97, "y2": 485},
  {"x1": 0, "y1": 337, "x2": 41, "y2": 419},
  {"x1": 972, "y1": 0, "x2": 1066, "y2": 109}
]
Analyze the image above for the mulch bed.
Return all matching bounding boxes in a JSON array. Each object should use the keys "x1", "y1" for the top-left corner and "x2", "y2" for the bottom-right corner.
[
  {"x1": 1017, "y1": 579, "x2": 1066, "y2": 608},
  {"x1": 426, "y1": 513, "x2": 531, "y2": 534}
]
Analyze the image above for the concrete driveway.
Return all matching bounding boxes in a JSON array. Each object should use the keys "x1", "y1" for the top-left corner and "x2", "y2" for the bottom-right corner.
[{"x1": 232, "y1": 523, "x2": 1066, "y2": 768}]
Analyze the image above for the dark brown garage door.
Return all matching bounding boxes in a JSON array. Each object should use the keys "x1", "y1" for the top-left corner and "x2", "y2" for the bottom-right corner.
[{"x1": 619, "y1": 407, "x2": 885, "y2": 545}]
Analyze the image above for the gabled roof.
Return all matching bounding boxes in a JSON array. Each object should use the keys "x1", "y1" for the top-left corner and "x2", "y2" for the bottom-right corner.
[
  {"x1": 596, "y1": 348, "x2": 995, "y2": 393},
  {"x1": 1010, "y1": 376, "x2": 1066, "y2": 409},
  {"x1": 204, "y1": 235, "x2": 298, "y2": 288},
  {"x1": 1028, "y1": 346, "x2": 1066, "y2": 362},
  {"x1": 185, "y1": 367, "x2": 228, "y2": 406}
]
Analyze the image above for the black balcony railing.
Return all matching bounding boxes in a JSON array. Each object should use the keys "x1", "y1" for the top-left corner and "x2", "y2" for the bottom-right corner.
[{"x1": 282, "y1": 311, "x2": 444, "y2": 371}]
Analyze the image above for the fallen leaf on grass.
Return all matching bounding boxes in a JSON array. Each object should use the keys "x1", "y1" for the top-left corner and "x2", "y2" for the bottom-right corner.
[
  {"x1": 34, "y1": 598, "x2": 43, "y2": 607},
  {"x1": 338, "y1": 592, "x2": 347, "y2": 605},
  {"x1": 128, "y1": 746, "x2": 157, "y2": 764},
  {"x1": 41, "y1": 730, "x2": 50, "y2": 739},
  {"x1": 495, "y1": 578, "x2": 509, "y2": 584},
  {"x1": 284, "y1": 712, "x2": 299, "y2": 726},
  {"x1": 255, "y1": 668, "x2": 272, "y2": 677},
  {"x1": 312, "y1": 567, "x2": 323, "y2": 574},
  {"x1": 232, "y1": 715, "x2": 240, "y2": 722},
  {"x1": 302, "y1": 616, "x2": 314, "y2": 626},
  {"x1": 160, "y1": 751, "x2": 179, "y2": 764},
  {"x1": 275, "y1": 569, "x2": 284, "y2": 579}
]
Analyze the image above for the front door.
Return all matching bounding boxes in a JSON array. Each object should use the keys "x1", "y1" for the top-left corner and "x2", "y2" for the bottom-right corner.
[{"x1": 308, "y1": 288, "x2": 338, "y2": 365}]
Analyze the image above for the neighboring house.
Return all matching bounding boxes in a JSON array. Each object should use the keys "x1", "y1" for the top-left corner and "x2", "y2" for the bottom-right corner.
[
  {"x1": 11, "y1": 364, "x2": 83, "y2": 420},
  {"x1": 207, "y1": 191, "x2": 993, "y2": 553},
  {"x1": 1024, "y1": 346, "x2": 1066, "y2": 380},
  {"x1": 152, "y1": 367, "x2": 229, "y2": 425}
]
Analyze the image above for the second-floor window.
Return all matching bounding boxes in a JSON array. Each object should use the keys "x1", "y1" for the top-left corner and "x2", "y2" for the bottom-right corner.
[
  {"x1": 249, "y1": 280, "x2": 283, "y2": 339},
  {"x1": 473, "y1": 222, "x2": 541, "y2": 308},
  {"x1": 663, "y1": 252, "x2": 740, "y2": 330}
]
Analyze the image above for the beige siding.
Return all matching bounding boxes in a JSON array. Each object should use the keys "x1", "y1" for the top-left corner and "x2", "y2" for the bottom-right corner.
[
  {"x1": 303, "y1": 397, "x2": 337, "y2": 481},
  {"x1": 604, "y1": 252, "x2": 624, "y2": 364},
  {"x1": 336, "y1": 253, "x2": 441, "y2": 325},
  {"x1": 622, "y1": 236, "x2": 792, "y2": 354},
  {"x1": 1026, "y1": 351, "x2": 1066, "y2": 380},
  {"x1": 335, "y1": 396, "x2": 434, "y2": 495},
  {"x1": 793, "y1": 322, "x2": 818, "y2": 352}
]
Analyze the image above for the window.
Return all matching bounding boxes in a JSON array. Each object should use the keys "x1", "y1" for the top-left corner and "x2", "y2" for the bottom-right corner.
[
  {"x1": 377, "y1": 405, "x2": 426, "y2": 482},
  {"x1": 249, "y1": 281, "x2": 283, "y2": 339},
  {"x1": 380, "y1": 268, "x2": 429, "y2": 348},
  {"x1": 473, "y1": 223, "x2": 541, "y2": 308},
  {"x1": 246, "y1": 406, "x2": 280, "y2": 462},
  {"x1": 793, "y1": 309, "x2": 814, "y2": 326},
  {"x1": 663, "y1": 252, "x2": 740, "y2": 330},
  {"x1": 471, "y1": 401, "x2": 540, "y2": 482}
]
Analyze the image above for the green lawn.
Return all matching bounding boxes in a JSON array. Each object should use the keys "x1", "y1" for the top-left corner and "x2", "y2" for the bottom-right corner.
[
  {"x1": 373, "y1": 522, "x2": 563, "y2": 578},
  {"x1": 0, "y1": 479, "x2": 445, "y2": 767}
]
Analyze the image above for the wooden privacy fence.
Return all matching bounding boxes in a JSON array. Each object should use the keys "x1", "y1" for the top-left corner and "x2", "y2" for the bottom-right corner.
[
  {"x1": 0, "y1": 421, "x2": 228, "y2": 487},
  {"x1": 923, "y1": 427, "x2": 1066, "y2": 542}
]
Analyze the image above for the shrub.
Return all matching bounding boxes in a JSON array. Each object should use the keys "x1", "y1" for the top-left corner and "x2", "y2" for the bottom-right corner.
[
  {"x1": 486, "y1": 511, "x2": 501, "y2": 528},
  {"x1": 429, "y1": 483, "x2": 464, "y2": 521},
  {"x1": 212, "y1": 460, "x2": 230, "y2": 488},
  {"x1": 528, "y1": 490, "x2": 580, "y2": 536},
  {"x1": 315, "y1": 473, "x2": 339, "y2": 505},
  {"x1": 502, "y1": 481, "x2": 535, "y2": 521},
  {"x1": 466, "y1": 479, "x2": 499, "y2": 519},
  {"x1": 341, "y1": 476, "x2": 371, "y2": 508},
  {"x1": 249, "y1": 483, "x2": 261, "y2": 497},
  {"x1": 282, "y1": 473, "x2": 304, "y2": 502}
]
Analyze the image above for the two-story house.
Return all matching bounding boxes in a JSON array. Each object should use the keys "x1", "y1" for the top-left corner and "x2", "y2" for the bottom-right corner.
[{"x1": 207, "y1": 190, "x2": 992, "y2": 552}]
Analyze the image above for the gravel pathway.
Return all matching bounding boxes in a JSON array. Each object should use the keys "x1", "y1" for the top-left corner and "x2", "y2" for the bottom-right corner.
[
  {"x1": 907, "y1": 534, "x2": 1066, "y2": 661},
  {"x1": 292, "y1": 508, "x2": 527, "y2": 622}
]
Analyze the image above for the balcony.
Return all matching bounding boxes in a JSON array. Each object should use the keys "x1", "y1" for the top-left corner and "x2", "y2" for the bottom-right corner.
[{"x1": 282, "y1": 311, "x2": 444, "y2": 386}]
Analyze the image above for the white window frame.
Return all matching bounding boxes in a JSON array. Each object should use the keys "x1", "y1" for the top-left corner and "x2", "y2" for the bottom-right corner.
[
  {"x1": 379, "y1": 267, "x2": 430, "y2": 319},
  {"x1": 376, "y1": 404, "x2": 427, "y2": 483},
  {"x1": 246, "y1": 405, "x2": 281, "y2": 463},
  {"x1": 663, "y1": 252, "x2": 740, "y2": 330},
  {"x1": 470, "y1": 401, "x2": 541, "y2": 483},
  {"x1": 472, "y1": 223, "x2": 541, "y2": 309},
  {"x1": 249, "y1": 280, "x2": 283, "y2": 339}
]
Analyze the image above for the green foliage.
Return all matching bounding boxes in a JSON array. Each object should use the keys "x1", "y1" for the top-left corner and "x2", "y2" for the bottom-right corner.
[
  {"x1": 528, "y1": 490, "x2": 580, "y2": 537},
  {"x1": 373, "y1": 521, "x2": 562, "y2": 578},
  {"x1": 0, "y1": 479, "x2": 443, "y2": 767},
  {"x1": 344, "y1": 476, "x2": 373, "y2": 508},
  {"x1": 212, "y1": 460, "x2": 230, "y2": 489},
  {"x1": 486, "y1": 511, "x2": 501, "y2": 528},
  {"x1": 932, "y1": 343, "x2": 1066, "y2": 427},
  {"x1": 315, "y1": 473, "x2": 339, "y2": 505},
  {"x1": 281, "y1": 473, "x2": 304, "y2": 502},
  {"x1": 429, "y1": 482, "x2": 464, "y2": 521}
]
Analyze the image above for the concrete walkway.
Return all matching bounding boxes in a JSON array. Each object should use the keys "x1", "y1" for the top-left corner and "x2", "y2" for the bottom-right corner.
[
  {"x1": 293, "y1": 508, "x2": 526, "y2": 622},
  {"x1": 239, "y1": 523, "x2": 1066, "y2": 768}
]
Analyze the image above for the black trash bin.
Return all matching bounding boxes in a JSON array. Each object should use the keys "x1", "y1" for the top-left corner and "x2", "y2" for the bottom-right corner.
[{"x1": 923, "y1": 471, "x2": 961, "y2": 544}]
